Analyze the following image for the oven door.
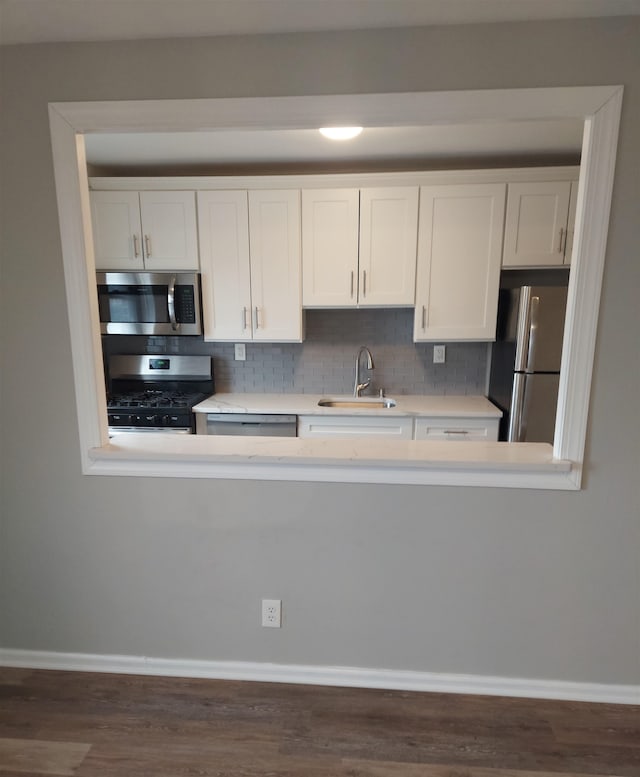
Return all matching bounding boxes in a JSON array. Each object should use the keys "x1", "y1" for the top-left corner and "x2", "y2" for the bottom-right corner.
[
  {"x1": 109, "y1": 426, "x2": 193, "y2": 435},
  {"x1": 97, "y1": 272, "x2": 202, "y2": 335},
  {"x1": 108, "y1": 409, "x2": 195, "y2": 436}
]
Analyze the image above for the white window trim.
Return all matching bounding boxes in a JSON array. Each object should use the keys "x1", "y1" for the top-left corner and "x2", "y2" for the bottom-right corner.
[{"x1": 48, "y1": 86, "x2": 623, "y2": 489}]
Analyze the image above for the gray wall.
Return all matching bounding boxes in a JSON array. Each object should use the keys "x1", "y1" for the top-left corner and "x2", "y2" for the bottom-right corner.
[{"x1": 1, "y1": 19, "x2": 639, "y2": 686}]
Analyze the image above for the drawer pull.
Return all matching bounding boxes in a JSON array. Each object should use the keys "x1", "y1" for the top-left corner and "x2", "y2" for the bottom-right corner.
[{"x1": 443, "y1": 429, "x2": 469, "y2": 435}]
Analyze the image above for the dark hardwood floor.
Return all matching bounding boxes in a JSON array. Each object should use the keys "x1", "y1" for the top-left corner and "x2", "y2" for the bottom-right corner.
[{"x1": 0, "y1": 667, "x2": 638, "y2": 776}]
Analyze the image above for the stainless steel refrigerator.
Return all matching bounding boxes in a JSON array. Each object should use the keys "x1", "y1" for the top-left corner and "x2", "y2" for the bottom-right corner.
[{"x1": 488, "y1": 285, "x2": 568, "y2": 443}]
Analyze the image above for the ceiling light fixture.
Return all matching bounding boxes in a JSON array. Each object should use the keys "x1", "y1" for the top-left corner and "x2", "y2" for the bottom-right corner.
[{"x1": 318, "y1": 126, "x2": 363, "y2": 140}]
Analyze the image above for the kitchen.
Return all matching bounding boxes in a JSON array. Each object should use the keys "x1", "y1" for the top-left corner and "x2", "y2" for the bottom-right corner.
[
  {"x1": 4, "y1": 16, "x2": 636, "y2": 724},
  {"x1": 90, "y1": 122, "x2": 579, "y2": 447}
]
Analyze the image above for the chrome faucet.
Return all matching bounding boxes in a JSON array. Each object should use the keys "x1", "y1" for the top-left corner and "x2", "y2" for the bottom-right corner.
[{"x1": 353, "y1": 346, "x2": 375, "y2": 397}]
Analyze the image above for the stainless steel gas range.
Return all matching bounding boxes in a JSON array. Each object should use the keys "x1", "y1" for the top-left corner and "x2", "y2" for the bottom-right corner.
[{"x1": 106, "y1": 354, "x2": 214, "y2": 435}]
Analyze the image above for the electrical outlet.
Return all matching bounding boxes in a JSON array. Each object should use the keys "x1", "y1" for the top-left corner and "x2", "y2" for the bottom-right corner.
[
  {"x1": 234, "y1": 343, "x2": 246, "y2": 361},
  {"x1": 433, "y1": 345, "x2": 446, "y2": 364},
  {"x1": 261, "y1": 599, "x2": 282, "y2": 628}
]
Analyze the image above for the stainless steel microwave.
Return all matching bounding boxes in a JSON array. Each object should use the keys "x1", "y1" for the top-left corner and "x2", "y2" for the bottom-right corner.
[{"x1": 96, "y1": 271, "x2": 202, "y2": 336}]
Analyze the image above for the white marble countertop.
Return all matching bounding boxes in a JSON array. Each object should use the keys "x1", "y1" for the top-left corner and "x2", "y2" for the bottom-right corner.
[{"x1": 193, "y1": 393, "x2": 502, "y2": 418}]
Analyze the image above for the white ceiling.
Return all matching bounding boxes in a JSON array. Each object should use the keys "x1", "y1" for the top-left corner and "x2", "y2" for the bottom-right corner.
[
  {"x1": 1, "y1": 0, "x2": 639, "y2": 45},
  {"x1": 84, "y1": 120, "x2": 585, "y2": 169}
]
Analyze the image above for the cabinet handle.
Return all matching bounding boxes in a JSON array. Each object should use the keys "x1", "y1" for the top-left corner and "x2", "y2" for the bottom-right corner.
[
  {"x1": 443, "y1": 429, "x2": 469, "y2": 435},
  {"x1": 563, "y1": 228, "x2": 570, "y2": 257},
  {"x1": 350, "y1": 271, "x2": 354, "y2": 298},
  {"x1": 254, "y1": 307, "x2": 260, "y2": 330},
  {"x1": 144, "y1": 234, "x2": 152, "y2": 257},
  {"x1": 133, "y1": 234, "x2": 140, "y2": 258},
  {"x1": 421, "y1": 305, "x2": 426, "y2": 329},
  {"x1": 558, "y1": 227, "x2": 564, "y2": 253},
  {"x1": 242, "y1": 307, "x2": 248, "y2": 330},
  {"x1": 362, "y1": 270, "x2": 367, "y2": 297}
]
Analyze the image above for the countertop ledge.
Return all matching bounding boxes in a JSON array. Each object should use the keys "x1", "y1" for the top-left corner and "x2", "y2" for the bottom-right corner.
[
  {"x1": 193, "y1": 393, "x2": 502, "y2": 418},
  {"x1": 92, "y1": 435, "x2": 569, "y2": 472}
]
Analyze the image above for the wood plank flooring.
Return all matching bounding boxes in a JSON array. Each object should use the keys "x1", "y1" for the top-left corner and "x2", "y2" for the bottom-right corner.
[{"x1": 0, "y1": 667, "x2": 638, "y2": 776}]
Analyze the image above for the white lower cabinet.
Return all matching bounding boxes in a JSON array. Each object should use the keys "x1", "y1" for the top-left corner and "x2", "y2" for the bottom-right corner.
[
  {"x1": 297, "y1": 415, "x2": 414, "y2": 440},
  {"x1": 297, "y1": 415, "x2": 499, "y2": 441},
  {"x1": 413, "y1": 416, "x2": 499, "y2": 441}
]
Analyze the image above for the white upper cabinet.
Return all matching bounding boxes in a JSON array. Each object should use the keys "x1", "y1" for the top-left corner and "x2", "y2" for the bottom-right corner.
[
  {"x1": 302, "y1": 186, "x2": 418, "y2": 307},
  {"x1": 301, "y1": 189, "x2": 359, "y2": 306},
  {"x1": 359, "y1": 187, "x2": 419, "y2": 306},
  {"x1": 90, "y1": 190, "x2": 199, "y2": 271},
  {"x1": 414, "y1": 183, "x2": 506, "y2": 342},
  {"x1": 248, "y1": 190, "x2": 303, "y2": 342},
  {"x1": 502, "y1": 181, "x2": 576, "y2": 267},
  {"x1": 198, "y1": 189, "x2": 303, "y2": 342},
  {"x1": 198, "y1": 190, "x2": 252, "y2": 341},
  {"x1": 90, "y1": 191, "x2": 142, "y2": 270}
]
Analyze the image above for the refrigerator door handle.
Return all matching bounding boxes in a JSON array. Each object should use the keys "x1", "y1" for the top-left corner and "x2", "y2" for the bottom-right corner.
[
  {"x1": 525, "y1": 295, "x2": 541, "y2": 373},
  {"x1": 514, "y1": 286, "x2": 532, "y2": 372},
  {"x1": 508, "y1": 373, "x2": 527, "y2": 442}
]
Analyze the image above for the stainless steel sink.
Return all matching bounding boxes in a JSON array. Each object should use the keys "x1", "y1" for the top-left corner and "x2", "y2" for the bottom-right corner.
[{"x1": 318, "y1": 396, "x2": 397, "y2": 409}]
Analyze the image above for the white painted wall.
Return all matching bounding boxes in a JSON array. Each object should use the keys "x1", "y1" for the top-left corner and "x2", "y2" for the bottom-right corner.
[{"x1": 1, "y1": 19, "x2": 639, "y2": 688}]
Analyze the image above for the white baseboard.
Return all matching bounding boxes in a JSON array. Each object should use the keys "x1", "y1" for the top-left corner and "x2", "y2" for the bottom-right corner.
[{"x1": 1, "y1": 649, "x2": 638, "y2": 705}]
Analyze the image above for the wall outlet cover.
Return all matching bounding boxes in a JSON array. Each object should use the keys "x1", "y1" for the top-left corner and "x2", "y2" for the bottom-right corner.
[
  {"x1": 261, "y1": 599, "x2": 282, "y2": 628},
  {"x1": 433, "y1": 345, "x2": 446, "y2": 363},
  {"x1": 234, "y1": 343, "x2": 246, "y2": 361}
]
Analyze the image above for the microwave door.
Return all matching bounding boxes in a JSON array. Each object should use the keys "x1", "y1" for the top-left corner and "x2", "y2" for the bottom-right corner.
[
  {"x1": 99, "y1": 284, "x2": 168, "y2": 331},
  {"x1": 97, "y1": 272, "x2": 202, "y2": 335}
]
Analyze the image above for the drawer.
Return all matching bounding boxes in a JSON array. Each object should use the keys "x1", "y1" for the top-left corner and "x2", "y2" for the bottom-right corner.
[
  {"x1": 298, "y1": 415, "x2": 414, "y2": 440},
  {"x1": 413, "y1": 416, "x2": 499, "y2": 441}
]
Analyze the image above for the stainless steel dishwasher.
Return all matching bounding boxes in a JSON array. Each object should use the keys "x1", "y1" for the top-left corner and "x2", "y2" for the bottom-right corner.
[{"x1": 197, "y1": 413, "x2": 297, "y2": 437}]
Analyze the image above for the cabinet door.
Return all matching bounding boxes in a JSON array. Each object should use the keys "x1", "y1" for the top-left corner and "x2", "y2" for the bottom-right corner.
[
  {"x1": 198, "y1": 191, "x2": 252, "y2": 341},
  {"x1": 414, "y1": 184, "x2": 506, "y2": 341},
  {"x1": 297, "y1": 415, "x2": 414, "y2": 439},
  {"x1": 302, "y1": 189, "x2": 359, "y2": 306},
  {"x1": 248, "y1": 190, "x2": 303, "y2": 342},
  {"x1": 90, "y1": 191, "x2": 144, "y2": 270},
  {"x1": 564, "y1": 181, "x2": 579, "y2": 265},
  {"x1": 413, "y1": 416, "x2": 499, "y2": 441},
  {"x1": 502, "y1": 181, "x2": 571, "y2": 267},
  {"x1": 359, "y1": 187, "x2": 418, "y2": 306},
  {"x1": 139, "y1": 191, "x2": 199, "y2": 271}
]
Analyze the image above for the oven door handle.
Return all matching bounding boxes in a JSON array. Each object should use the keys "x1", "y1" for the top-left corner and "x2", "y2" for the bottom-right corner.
[{"x1": 167, "y1": 275, "x2": 179, "y2": 331}]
